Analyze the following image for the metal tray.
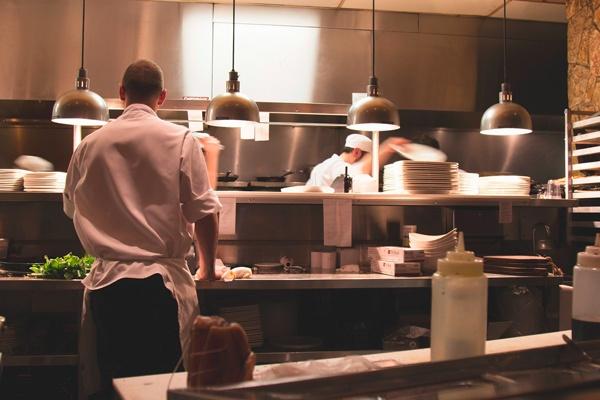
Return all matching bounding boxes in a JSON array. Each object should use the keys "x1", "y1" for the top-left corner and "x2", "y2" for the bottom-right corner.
[{"x1": 168, "y1": 338, "x2": 600, "y2": 400}]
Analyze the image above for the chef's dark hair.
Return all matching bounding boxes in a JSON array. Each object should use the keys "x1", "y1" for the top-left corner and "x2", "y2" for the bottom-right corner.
[
  {"x1": 122, "y1": 60, "x2": 164, "y2": 103},
  {"x1": 342, "y1": 146, "x2": 357, "y2": 153}
]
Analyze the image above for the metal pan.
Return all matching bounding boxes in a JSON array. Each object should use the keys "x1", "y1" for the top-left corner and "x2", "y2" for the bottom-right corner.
[
  {"x1": 218, "y1": 171, "x2": 239, "y2": 182},
  {"x1": 255, "y1": 170, "x2": 293, "y2": 182}
]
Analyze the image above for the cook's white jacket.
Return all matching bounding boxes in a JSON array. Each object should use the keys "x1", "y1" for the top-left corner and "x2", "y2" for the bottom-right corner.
[{"x1": 63, "y1": 103, "x2": 221, "y2": 394}]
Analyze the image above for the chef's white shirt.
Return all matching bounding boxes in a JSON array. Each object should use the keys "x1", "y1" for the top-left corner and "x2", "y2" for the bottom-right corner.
[
  {"x1": 306, "y1": 154, "x2": 364, "y2": 187},
  {"x1": 63, "y1": 103, "x2": 222, "y2": 366}
]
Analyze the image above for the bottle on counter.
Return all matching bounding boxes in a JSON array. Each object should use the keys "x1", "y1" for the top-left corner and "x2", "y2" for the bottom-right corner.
[
  {"x1": 431, "y1": 232, "x2": 487, "y2": 361},
  {"x1": 572, "y1": 233, "x2": 600, "y2": 341},
  {"x1": 343, "y1": 166, "x2": 353, "y2": 193}
]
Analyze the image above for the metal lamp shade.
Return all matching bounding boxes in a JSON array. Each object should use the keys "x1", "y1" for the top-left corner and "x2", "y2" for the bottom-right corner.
[
  {"x1": 205, "y1": 92, "x2": 260, "y2": 128},
  {"x1": 347, "y1": 95, "x2": 400, "y2": 132},
  {"x1": 52, "y1": 88, "x2": 109, "y2": 127},
  {"x1": 480, "y1": 101, "x2": 532, "y2": 136}
]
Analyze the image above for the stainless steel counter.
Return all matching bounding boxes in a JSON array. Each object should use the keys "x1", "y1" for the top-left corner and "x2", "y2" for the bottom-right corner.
[
  {"x1": 0, "y1": 192, "x2": 577, "y2": 208},
  {"x1": 0, "y1": 273, "x2": 563, "y2": 291}
]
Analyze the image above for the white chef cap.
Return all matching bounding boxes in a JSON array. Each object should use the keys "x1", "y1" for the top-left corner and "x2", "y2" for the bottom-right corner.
[{"x1": 344, "y1": 134, "x2": 372, "y2": 152}]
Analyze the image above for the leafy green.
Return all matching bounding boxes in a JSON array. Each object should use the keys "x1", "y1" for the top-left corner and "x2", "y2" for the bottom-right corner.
[{"x1": 30, "y1": 253, "x2": 95, "y2": 280}]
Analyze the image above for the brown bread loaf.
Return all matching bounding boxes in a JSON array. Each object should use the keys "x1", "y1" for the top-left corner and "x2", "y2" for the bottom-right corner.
[{"x1": 187, "y1": 315, "x2": 256, "y2": 388}]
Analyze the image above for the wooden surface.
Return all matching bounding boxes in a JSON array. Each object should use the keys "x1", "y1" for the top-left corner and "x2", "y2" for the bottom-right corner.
[{"x1": 113, "y1": 330, "x2": 571, "y2": 400}]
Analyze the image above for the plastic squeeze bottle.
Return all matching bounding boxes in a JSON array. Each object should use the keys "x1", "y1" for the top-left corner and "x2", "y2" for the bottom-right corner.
[
  {"x1": 572, "y1": 233, "x2": 600, "y2": 341},
  {"x1": 431, "y1": 232, "x2": 487, "y2": 361}
]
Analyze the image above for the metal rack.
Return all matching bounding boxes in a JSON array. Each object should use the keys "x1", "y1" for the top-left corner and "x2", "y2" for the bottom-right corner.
[{"x1": 565, "y1": 109, "x2": 600, "y2": 244}]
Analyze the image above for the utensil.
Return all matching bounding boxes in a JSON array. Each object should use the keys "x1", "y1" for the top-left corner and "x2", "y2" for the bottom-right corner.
[{"x1": 391, "y1": 143, "x2": 447, "y2": 162}]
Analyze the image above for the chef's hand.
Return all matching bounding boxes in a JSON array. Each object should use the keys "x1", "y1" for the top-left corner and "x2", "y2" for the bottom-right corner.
[
  {"x1": 381, "y1": 137, "x2": 410, "y2": 154},
  {"x1": 195, "y1": 262, "x2": 216, "y2": 281},
  {"x1": 197, "y1": 135, "x2": 223, "y2": 155}
]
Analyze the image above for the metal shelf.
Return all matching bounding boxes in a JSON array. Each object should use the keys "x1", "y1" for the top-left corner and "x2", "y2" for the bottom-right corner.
[
  {"x1": 572, "y1": 206, "x2": 600, "y2": 213},
  {"x1": 572, "y1": 130, "x2": 600, "y2": 144},
  {"x1": 3, "y1": 354, "x2": 78, "y2": 367},
  {"x1": 573, "y1": 191, "x2": 600, "y2": 199},
  {"x1": 572, "y1": 160, "x2": 600, "y2": 172},
  {"x1": 573, "y1": 145, "x2": 600, "y2": 157},
  {"x1": 573, "y1": 115, "x2": 600, "y2": 130},
  {"x1": 0, "y1": 192, "x2": 577, "y2": 207},
  {"x1": 572, "y1": 176, "x2": 600, "y2": 185}
]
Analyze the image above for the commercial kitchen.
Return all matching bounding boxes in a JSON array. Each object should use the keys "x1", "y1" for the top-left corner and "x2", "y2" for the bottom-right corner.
[{"x1": 2, "y1": 0, "x2": 600, "y2": 399}]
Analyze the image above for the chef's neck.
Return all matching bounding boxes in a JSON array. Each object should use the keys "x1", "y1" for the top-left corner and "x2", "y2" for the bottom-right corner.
[
  {"x1": 126, "y1": 100, "x2": 159, "y2": 111},
  {"x1": 340, "y1": 152, "x2": 356, "y2": 164}
]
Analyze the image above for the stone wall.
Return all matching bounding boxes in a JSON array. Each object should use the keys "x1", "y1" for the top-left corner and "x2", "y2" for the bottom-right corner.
[{"x1": 567, "y1": 0, "x2": 600, "y2": 113}]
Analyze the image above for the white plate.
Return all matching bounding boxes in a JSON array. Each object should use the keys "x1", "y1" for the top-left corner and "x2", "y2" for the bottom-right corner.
[
  {"x1": 281, "y1": 185, "x2": 334, "y2": 193},
  {"x1": 15, "y1": 156, "x2": 54, "y2": 172},
  {"x1": 391, "y1": 143, "x2": 448, "y2": 162}
]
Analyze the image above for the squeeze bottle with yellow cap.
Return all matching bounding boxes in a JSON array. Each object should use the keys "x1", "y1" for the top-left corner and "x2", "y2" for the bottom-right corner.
[
  {"x1": 430, "y1": 232, "x2": 487, "y2": 361},
  {"x1": 572, "y1": 233, "x2": 600, "y2": 341}
]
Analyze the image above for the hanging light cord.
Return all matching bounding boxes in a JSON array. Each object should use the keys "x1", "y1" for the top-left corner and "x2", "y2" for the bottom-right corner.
[
  {"x1": 232, "y1": 0, "x2": 236, "y2": 72},
  {"x1": 81, "y1": 0, "x2": 86, "y2": 70},
  {"x1": 503, "y1": 0, "x2": 507, "y2": 84},
  {"x1": 371, "y1": 0, "x2": 375, "y2": 78}
]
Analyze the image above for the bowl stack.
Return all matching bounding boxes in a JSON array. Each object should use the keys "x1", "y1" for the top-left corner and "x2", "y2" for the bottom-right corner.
[
  {"x1": 0, "y1": 169, "x2": 27, "y2": 192},
  {"x1": 383, "y1": 161, "x2": 459, "y2": 194},
  {"x1": 23, "y1": 172, "x2": 67, "y2": 193},
  {"x1": 479, "y1": 175, "x2": 530, "y2": 196},
  {"x1": 409, "y1": 229, "x2": 458, "y2": 274}
]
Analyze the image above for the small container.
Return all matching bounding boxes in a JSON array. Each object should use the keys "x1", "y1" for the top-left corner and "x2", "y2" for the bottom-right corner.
[
  {"x1": 431, "y1": 232, "x2": 487, "y2": 361},
  {"x1": 0, "y1": 239, "x2": 8, "y2": 259},
  {"x1": 572, "y1": 234, "x2": 600, "y2": 341},
  {"x1": 321, "y1": 251, "x2": 337, "y2": 273},
  {"x1": 310, "y1": 251, "x2": 322, "y2": 273}
]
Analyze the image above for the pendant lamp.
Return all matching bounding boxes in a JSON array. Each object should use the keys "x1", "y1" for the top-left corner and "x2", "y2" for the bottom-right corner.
[
  {"x1": 480, "y1": 0, "x2": 532, "y2": 136},
  {"x1": 347, "y1": 0, "x2": 399, "y2": 132},
  {"x1": 52, "y1": 0, "x2": 108, "y2": 127},
  {"x1": 206, "y1": 0, "x2": 259, "y2": 128}
]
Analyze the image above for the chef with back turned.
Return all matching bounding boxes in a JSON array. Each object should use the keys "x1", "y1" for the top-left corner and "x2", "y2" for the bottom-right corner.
[
  {"x1": 307, "y1": 133, "x2": 409, "y2": 187},
  {"x1": 63, "y1": 59, "x2": 222, "y2": 399}
]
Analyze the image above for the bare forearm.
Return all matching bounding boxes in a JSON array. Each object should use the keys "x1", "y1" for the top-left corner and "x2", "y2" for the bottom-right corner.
[
  {"x1": 204, "y1": 151, "x2": 219, "y2": 189},
  {"x1": 194, "y1": 213, "x2": 219, "y2": 280}
]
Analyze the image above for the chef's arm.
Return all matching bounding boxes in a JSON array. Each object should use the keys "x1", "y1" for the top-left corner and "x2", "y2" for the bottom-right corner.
[
  {"x1": 359, "y1": 137, "x2": 410, "y2": 174},
  {"x1": 194, "y1": 213, "x2": 219, "y2": 281},
  {"x1": 197, "y1": 136, "x2": 222, "y2": 189}
]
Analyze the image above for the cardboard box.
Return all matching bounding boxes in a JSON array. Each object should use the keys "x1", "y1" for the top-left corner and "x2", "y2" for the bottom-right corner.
[
  {"x1": 371, "y1": 260, "x2": 421, "y2": 277},
  {"x1": 367, "y1": 246, "x2": 425, "y2": 263}
]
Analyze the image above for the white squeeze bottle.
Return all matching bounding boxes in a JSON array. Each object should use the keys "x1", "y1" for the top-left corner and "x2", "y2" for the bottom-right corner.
[
  {"x1": 572, "y1": 233, "x2": 600, "y2": 341},
  {"x1": 431, "y1": 232, "x2": 487, "y2": 361}
]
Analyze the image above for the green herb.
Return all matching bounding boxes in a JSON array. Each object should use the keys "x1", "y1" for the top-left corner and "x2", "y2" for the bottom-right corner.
[{"x1": 30, "y1": 253, "x2": 95, "y2": 280}]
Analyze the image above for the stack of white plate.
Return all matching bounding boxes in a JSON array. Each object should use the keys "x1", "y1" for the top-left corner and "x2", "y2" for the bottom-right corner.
[
  {"x1": 217, "y1": 304, "x2": 264, "y2": 348},
  {"x1": 458, "y1": 171, "x2": 479, "y2": 195},
  {"x1": 383, "y1": 161, "x2": 459, "y2": 194},
  {"x1": 23, "y1": 172, "x2": 67, "y2": 193},
  {"x1": 409, "y1": 229, "x2": 458, "y2": 274},
  {"x1": 0, "y1": 169, "x2": 27, "y2": 192},
  {"x1": 479, "y1": 175, "x2": 531, "y2": 196}
]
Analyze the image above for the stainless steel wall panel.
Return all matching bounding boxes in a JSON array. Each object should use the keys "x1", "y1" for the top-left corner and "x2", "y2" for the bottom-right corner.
[
  {"x1": 85, "y1": 0, "x2": 214, "y2": 99},
  {"x1": 211, "y1": 126, "x2": 345, "y2": 181},
  {"x1": 0, "y1": 0, "x2": 81, "y2": 100},
  {"x1": 212, "y1": 5, "x2": 419, "y2": 32},
  {"x1": 0, "y1": 2, "x2": 565, "y2": 111}
]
